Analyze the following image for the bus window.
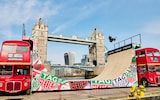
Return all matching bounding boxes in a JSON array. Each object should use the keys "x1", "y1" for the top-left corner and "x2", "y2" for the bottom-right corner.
[
  {"x1": 151, "y1": 57, "x2": 158, "y2": 62},
  {"x1": 146, "y1": 51, "x2": 153, "y2": 56},
  {"x1": 17, "y1": 46, "x2": 29, "y2": 52},
  {"x1": 139, "y1": 51, "x2": 145, "y2": 57},
  {"x1": 23, "y1": 69, "x2": 29, "y2": 75},
  {"x1": 16, "y1": 69, "x2": 22, "y2": 75},
  {"x1": 2, "y1": 45, "x2": 16, "y2": 53},
  {"x1": 140, "y1": 66, "x2": 147, "y2": 72},
  {"x1": 149, "y1": 66, "x2": 156, "y2": 72},
  {"x1": 14, "y1": 66, "x2": 29, "y2": 75},
  {"x1": 154, "y1": 51, "x2": 160, "y2": 56},
  {"x1": 156, "y1": 65, "x2": 160, "y2": 73},
  {"x1": 0, "y1": 65, "x2": 12, "y2": 75}
]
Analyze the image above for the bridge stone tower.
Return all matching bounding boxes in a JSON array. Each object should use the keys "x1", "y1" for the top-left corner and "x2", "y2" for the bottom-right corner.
[
  {"x1": 89, "y1": 28, "x2": 105, "y2": 66},
  {"x1": 32, "y1": 18, "x2": 48, "y2": 64},
  {"x1": 32, "y1": 18, "x2": 105, "y2": 68}
]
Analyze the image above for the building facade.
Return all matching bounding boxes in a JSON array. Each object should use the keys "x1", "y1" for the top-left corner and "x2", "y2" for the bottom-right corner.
[
  {"x1": 32, "y1": 18, "x2": 48, "y2": 64},
  {"x1": 81, "y1": 54, "x2": 89, "y2": 66},
  {"x1": 64, "y1": 52, "x2": 76, "y2": 65}
]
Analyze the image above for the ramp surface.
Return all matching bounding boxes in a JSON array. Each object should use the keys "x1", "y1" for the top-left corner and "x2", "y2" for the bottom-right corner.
[{"x1": 92, "y1": 49, "x2": 133, "y2": 80}]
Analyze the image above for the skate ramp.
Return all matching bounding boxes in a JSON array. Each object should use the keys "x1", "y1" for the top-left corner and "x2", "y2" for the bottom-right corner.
[{"x1": 92, "y1": 48, "x2": 133, "y2": 80}]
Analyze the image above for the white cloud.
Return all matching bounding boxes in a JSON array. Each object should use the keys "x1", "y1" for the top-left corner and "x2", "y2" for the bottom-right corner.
[{"x1": 0, "y1": 0, "x2": 60, "y2": 38}]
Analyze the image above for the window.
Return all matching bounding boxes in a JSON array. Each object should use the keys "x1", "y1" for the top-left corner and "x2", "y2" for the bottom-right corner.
[
  {"x1": 156, "y1": 65, "x2": 160, "y2": 72},
  {"x1": 14, "y1": 66, "x2": 30, "y2": 75},
  {"x1": 0, "y1": 65, "x2": 12, "y2": 75},
  {"x1": 2, "y1": 45, "x2": 29, "y2": 53},
  {"x1": 140, "y1": 66, "x2": 147, "y2": 72},
  {"x1": 146, "y1": 51, "x2": 153, "y2": 56},
  {"x1": 138, "y1": 51, "x2": 145, "y2": 57},
  {"x1": 2, "y1": 45, "x2": 16, "y2": 53},
  {"x1": 149, "y1": 66, "x2": 155, "y2": 72},
  {"x1": 154, "y1": 51, "x2": 160, "y2": 56},
  {"x1": 151, "y1": 57, "x2": 158, "y2": 62},
  {"x1": 17, "y1": 46, "x2": 29, "y2": 52},
  {"x1": 23, "y1": 69, "x2": 29, "y2": 75},
  {"x1": 41, "y1": 32, "x2": 43, "y2": 36}
]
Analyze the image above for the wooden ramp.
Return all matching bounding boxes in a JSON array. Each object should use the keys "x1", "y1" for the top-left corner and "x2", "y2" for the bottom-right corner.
[{"x1": 92, "y1": 48, "x2": 134, "y2": 80}]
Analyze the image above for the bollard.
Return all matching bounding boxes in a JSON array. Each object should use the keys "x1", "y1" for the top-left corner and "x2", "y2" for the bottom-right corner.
[
  {"x1": 139, "y1": 85, "x2": 146, "y2": 97},
  {"x1": 129, "y1": 85, "x2": 146, "y2": 98},
  {"x1": 129, "y1": 86, "x2": 138, "y2": 97}
]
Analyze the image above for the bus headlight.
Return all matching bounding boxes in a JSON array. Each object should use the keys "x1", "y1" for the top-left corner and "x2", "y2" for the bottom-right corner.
[
  {"x1": 24, "y1": 82, "x2": 28, "y2": 87},
  {"x1": 0, "y1": 82, "x2": 3, "y2": 87}
]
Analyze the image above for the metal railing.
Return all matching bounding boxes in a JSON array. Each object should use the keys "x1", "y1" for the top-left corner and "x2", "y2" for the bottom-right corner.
[{"x1": 114, "y1": 34, "x2": 141, "y2": 49}]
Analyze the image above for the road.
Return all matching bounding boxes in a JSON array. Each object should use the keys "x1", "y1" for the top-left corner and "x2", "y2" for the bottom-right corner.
[{"x1": 0, "y1": 87, "x2": 160, "y2": 100}]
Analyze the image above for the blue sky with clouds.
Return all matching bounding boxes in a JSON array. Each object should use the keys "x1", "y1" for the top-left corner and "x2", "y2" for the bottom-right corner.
[{"x1": 0, "y1": 0, "x2": 160, "y2": 64}]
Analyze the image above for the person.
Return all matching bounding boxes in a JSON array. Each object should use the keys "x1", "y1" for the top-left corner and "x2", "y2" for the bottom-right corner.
[
  {"x1": 17, "y1": 69, "x2": 21, "y2": 75},
  {"x1": 108, "y1": 36, "x2": 116, "y2": 42}
]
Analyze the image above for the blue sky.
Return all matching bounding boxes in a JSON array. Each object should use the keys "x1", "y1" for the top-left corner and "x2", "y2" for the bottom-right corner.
[{"x1": 0, "y1": 0, "x2": 160, "y2": 64}]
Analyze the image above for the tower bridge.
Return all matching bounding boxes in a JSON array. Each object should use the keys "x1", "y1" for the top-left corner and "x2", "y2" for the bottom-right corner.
[
  {"x1": 51, "y1": 65, "x2": 95, "y2": 71},
  {"x1": 32, "y1": 18, "x2": 105, "y2": 69},
  {"x1": 48, "y1": 34, "x2": 96, "y2": 45}
]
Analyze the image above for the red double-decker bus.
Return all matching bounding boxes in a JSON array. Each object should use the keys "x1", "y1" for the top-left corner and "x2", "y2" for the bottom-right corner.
[
  {"x1": 136, "y1": 48, "x2": 160, "y2": 87},
  {"x1": 0, "y1": 40, "x2": 31, "y2": 94}
]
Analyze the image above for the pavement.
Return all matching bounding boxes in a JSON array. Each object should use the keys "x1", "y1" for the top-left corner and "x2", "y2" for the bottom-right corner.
[{"x1": 0, "y1": 87, "x2": 160, "y2": 100}]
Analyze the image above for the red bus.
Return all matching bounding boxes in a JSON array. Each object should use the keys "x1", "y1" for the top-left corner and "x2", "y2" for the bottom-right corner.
[
  {"x1": 0, "y1": 40, "x2": 31, "y2": 94},
  {"x1": 136, "y1": 48, "x2": 160, "y2": 87}
]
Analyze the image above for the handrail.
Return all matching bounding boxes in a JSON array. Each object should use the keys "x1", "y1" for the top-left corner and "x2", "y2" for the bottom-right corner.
[{"x1": 114, "y1": 34, "x2": 141, "y2": 49}]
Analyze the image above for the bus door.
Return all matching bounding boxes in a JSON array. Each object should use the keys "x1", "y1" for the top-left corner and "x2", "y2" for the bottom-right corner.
[{"x1": 138, "y1": 66, "x2": 148, "y2": 80}]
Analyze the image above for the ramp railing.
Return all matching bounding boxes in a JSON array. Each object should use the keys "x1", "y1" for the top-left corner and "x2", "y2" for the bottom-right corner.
[{"x1": 114, "y1": 34, "x2": 141, "y2": 49}]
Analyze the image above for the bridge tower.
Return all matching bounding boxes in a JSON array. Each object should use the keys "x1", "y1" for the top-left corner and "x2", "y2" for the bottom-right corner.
[
  {"x1": 32, "y1": 18, "x2": 48, "y2": 64},
  {"x1": 89, "y1": 28, "x2": 105, "y2": 66}
]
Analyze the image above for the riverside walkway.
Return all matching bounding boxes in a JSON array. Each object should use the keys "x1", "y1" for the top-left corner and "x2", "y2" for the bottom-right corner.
[{"x1": 0, "y1": 87, "x2": 160, "y2": 100}]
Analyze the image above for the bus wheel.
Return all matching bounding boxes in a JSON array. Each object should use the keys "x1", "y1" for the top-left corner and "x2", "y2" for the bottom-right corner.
[
  {"x1": 141, "y1": 79, "x2": 149, "y2": 87},
  {"x1": 26, "y1": 89, "x2": 31, "y2": 95}
]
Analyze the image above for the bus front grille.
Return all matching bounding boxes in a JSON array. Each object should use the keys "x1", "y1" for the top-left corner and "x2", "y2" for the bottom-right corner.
[
  {"x1": 6, "y1": 81, "x2": 22, "y2": 92},
  {"x1": 6, "y1": 82, "x2": 13, "y2": 91},
  {"x1": 15, "y1": 82, "x2": 21, "y2": 90},
  {"x1": 156, "y1": 76, "x2": 160, "y2": 84}
]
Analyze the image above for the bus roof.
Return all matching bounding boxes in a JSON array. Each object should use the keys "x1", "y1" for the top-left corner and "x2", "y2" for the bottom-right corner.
[
  {"x1": 136, "y1": 47, "x2": 159, "y2": 53},
  {"x1": 2, "y1": 40, "x2": 30, "y2": 46}
]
